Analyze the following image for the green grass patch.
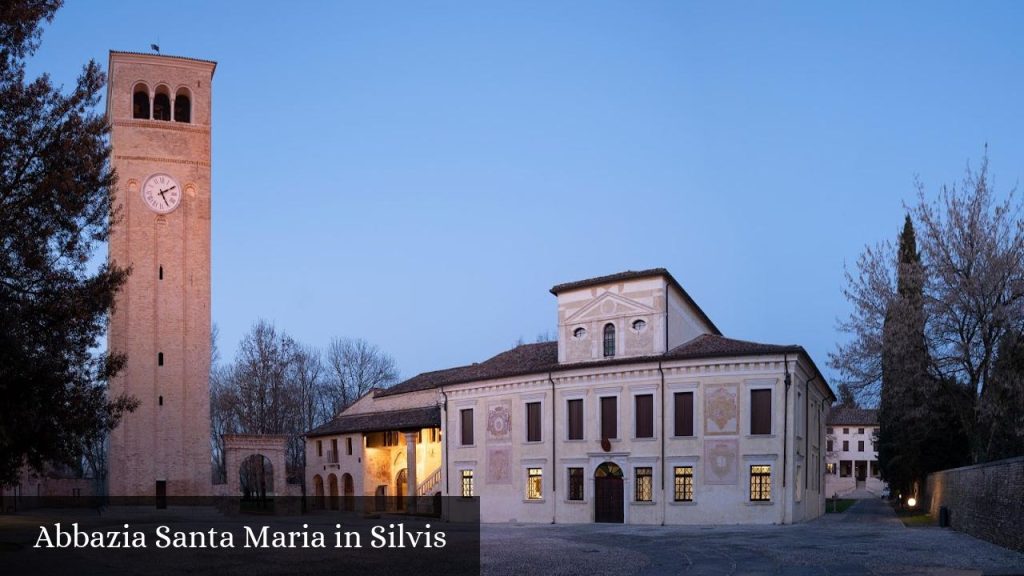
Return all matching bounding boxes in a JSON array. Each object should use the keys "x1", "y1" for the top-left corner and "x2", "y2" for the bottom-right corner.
[
  {"x1": 896, "y1": 508, "x2": 934, "y2": 527},
  {"x1": 825, "y1": 498, "x2": 856, "y2": 513}
]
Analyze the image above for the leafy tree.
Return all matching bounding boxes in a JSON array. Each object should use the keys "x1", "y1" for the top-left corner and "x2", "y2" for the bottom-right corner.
[
  {"x1": 978, "y1": 330, "x2": 1024, "y2": 461},
  {"x1": 0, "y1": 0, "x2": 136, "y2": 485},
  {"x1": 832, "y1": 152, "x2": 1024, "y2": 464},
  {"x1": 837, "y1": 384, "x2": 858, "y2": 408}
]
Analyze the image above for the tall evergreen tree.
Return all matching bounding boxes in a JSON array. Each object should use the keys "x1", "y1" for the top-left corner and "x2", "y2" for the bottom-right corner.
[
  {"x1": 0, "y1": 1, "x2": 136, "y2": 484},
  {"x1": 878, "y1": 215, "x2": 929, "y2": 497}
]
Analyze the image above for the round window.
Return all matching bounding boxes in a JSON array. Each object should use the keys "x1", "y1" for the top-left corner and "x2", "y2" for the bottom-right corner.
[
  {"x1": 632, "y1": 319, "x2": 647, "y2": 331},
  {"x1": 573, "y1": 327, "x2": 587, "y2": 339}
]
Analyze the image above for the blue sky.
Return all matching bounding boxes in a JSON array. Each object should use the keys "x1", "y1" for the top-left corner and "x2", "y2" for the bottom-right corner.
[{"x1": 28, "y1": 1, "x2": 1024, "y2": 385}]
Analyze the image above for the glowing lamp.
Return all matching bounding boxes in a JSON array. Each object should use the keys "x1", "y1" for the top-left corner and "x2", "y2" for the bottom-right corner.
[{"x1": 907, "y1": 497, "x2": 917, "y2": 507}]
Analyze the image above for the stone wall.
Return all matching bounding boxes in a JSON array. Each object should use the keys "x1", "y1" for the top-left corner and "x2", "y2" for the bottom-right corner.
[{"x1": 925, "y1": 456, "x2": 1024, "y2": 551}]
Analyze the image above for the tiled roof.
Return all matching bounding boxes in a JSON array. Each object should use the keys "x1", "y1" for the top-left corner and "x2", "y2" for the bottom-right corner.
[
  {"x1": 307, "y1": 406, "x2": 440, "y2": 438},
  {"x1": 377, "y1": 334, "x2": 827, "y2": 398},
  {"x1": 109, "y1": 50, "x2": 218, "y2": 70},
  {"x1": 827, "y1": 407, "x2": 878, "y2": 426},
  {"x1": 549, "y1": 268, "x2": 721, "y2": 335}
]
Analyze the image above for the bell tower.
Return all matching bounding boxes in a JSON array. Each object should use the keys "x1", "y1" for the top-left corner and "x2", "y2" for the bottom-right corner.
[{"x1": 106, "y1": 51, "x2": 215, "y2": 497}]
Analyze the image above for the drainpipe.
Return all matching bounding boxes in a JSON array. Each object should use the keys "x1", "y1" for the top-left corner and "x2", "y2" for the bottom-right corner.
[
  {"x1": 440, "y1": 386, "x2": 449, "y2": 521},
  {"x1": 549, "y1": 372, "x2": 557, "y2": 524},
  {"x1": 782, "y1": 353, "x2": 791, "y2": 524},
  {"x1": 658, "y1": 361, "x2": 665, "y2": 526}
]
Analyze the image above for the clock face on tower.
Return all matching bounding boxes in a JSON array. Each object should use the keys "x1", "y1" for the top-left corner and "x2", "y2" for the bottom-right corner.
[{"x1": 141, "y1": 173, "x2": 182, "y2": 214}]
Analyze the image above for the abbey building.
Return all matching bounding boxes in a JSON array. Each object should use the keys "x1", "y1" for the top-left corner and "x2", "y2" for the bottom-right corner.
[{"x1": 307, "y1": 268, "x2": 834, "y2": 524}]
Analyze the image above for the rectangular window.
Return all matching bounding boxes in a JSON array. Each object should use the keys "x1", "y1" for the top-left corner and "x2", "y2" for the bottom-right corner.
[
  {"x1": 843, "y1": 440, "x2": 849, "y2": 451},
  {"x1": 827, "y1": 440, "x2": 834, "y2": 452},
  {"x1": 827, "y1": 427, "x2": 833, "y2": 434},
  {"x1": 461, "y1": 470, "x2": 474, "y2": 497},
  {"x1": 673, "y1": 392, "x2": 694, "y2": 437},
  {"x1": 673, "y1": 466, "x2": 694, "y2": 502},
  {"x1": 858, "y1": 427, "x2": 865, "y2": 434},
  {"x1": 460, "y1": 409, "x2": 474, "y2": 446},
  {"x1": 858, "y1": 440, "x2": 864, "y2": 452},
  {"x1": 635, "y1": 394, "x2": 654, "y2": 438},
  {"x1": 331, "y1": 439, "x2": 338, "y2": 462},
  {"x1": 527, "y1": 468, "x2": 543, "y2": 500},
  {"x1": 346, "y1": 437, "x2": 353, "y2": 455},
  {"x1": 317, "y1": 440, "x2": 322, "y2": 457},
  {"x1": 568, "y1": 467, "x2": 584, "y2": 501},
  {"x1": 750, "y1": 389, "x2": 772, "y2": 435},
  {"x1": 826, "y1": 462, "x2": 837, "y2": 475},
  {"x1": 600, "y1": 396, "x2": 617, "y2": 440},
  {"x1": 843, "y1": 427, "x2": 850, "y2": 434},
  {"x1": 526, "y1": 402, "x2": 542, "y2": 442},
  {"x1": 567, "y1": 399, "x2": 584, "y2": 440},
  {"x1": 750, "y1": 465, "x2": 771, "y2": 501},
  {"x1": 635, "y1": 467, "x2": 653, "y2": 502}
]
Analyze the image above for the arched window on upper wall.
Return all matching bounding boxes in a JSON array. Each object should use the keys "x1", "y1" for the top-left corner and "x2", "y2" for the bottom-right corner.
[
  {"x1": 132, "y1": 84, "x2": 150, "y2": 119},
  {"x1": 603, "y1": 323, "x2": 616, "y2": 358},
  {"x1": 174, "y1": 88, "x2": 191, "y2": 123},
  {"x1": 153, "y1": 86, "x2": 171, "y2": 121}
]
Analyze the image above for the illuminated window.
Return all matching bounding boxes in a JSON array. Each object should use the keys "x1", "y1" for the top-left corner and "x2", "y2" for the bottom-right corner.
[
  {"x1": 635, "y1": 467, "x2": 653, "y2": 502},
  {"x1": 673, "y1": 466, "x2": 694, "y2": 502},
  {"x1": 568, "y1": 468, "x2": 584, "y2": 501},
  {"x1": 461, "y1": 470, "x2": 473, "y2": 497},
  {"x1": 526, "y1": 468, "x2": 543, "y2": 500},
  {"x1": 750, "y1": 465, "x2": 771, "y2": 501}
]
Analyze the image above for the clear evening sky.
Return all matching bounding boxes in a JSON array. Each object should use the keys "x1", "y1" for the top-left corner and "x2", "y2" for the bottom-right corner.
[{"x1": 28, "y1": 1, "x2": 1024, "y2": 386}]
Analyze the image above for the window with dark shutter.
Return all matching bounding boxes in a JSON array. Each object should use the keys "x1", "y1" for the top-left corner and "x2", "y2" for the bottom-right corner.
[
  {"x1": 461, "y1": 408, "x2": 474, "y2": 445},
  {"x1": 635, "y1": 394, "x2": 654, "y2": 438},
  {"x1": 568, "y1": 399, "x2": 583, "y2": 440},
  {"x1": 674, "y1": 392, "x2": 694, "y2": 437},
  {"x1": 600, "y1": 396, "x2": 617, "y2": 440},
  {"x1": 750, "y1": 389, "x2": 772, "y2": 435},
  {"x1": 526, "y1": 402, "x2": 542, "y2": 442}
]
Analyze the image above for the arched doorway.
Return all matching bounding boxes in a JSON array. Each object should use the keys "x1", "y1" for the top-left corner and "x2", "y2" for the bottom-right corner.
[
  {"x1": 395, "y1": 468, "x2": 408, "y2": 511},
  {"x1": 313, "y1": 474, "x2": 325, "y2": 510},
  {"x1": 239, "y1": 454, "x2": 274, "y2": 502},
  {"x1": 594, "y1": 462, "x2": 624, "y2": 523},
  {"x1": 328, "y1": 473, "x2": 339, "y2": 510},
  {"x1": 342, "y1": 473, "x2": 354, "y2": 512}
]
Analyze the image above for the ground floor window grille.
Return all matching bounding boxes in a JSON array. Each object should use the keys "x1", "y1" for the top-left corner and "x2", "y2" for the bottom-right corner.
[
  {"x1": 568, "y1": 467, "x2": 584, "y2": 501},
  {"x1": 673, "y1": 466, "x2": 694, "y2": 502},
  {"x1": 527, "y1": 468, "x2": 543, "y2": 500},
  {"x1": 634, "y1": 467, "x2": 653, "y2": 502},
  {"x1": 750, "y1": 465, "x2": 771, "y2": 501}
]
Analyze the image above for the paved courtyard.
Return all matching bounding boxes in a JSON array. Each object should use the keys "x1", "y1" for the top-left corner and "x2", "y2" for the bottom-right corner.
[{"x1": 480, "y1": 499, "x2": 1024, "y2": 575}]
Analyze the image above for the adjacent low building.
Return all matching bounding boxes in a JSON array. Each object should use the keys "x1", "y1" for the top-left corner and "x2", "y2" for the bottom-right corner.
[
  {"x1": 824, "y1": 407, "x2": 886, "y2": 497},
  {"x1": 306, "y1": 268, "x2": 835, "y2": 524}
]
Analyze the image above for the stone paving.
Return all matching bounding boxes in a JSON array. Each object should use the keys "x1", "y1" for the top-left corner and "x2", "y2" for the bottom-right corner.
[{"x1": 480, "y1": 499, "x2": 1024, "y2": 575}]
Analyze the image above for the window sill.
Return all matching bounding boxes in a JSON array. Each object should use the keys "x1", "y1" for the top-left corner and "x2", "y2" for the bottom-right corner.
[
  {"x1": 522, "y1": 499, "x2": 545, "y2": 504},
  {"x1": 670, "y1": 435, "x2": 697, "y2": 440},
  {"x1": 746, "y1": 434, "x2": 777, "y2": 439},
  {"x1": 631, "y1": 437, "x2": 657, "y2": 442},
  {"x1": 523, "y1": 441, "x2": 544, "y2": 445},
  {"x1": 631, "y1": 501, "x2": 656, "y2": 506},
  {"x1": 745, "y1": 501, "x2": 774, "y2": 506},
  {"x1": 564, "y1": 439, "x2": 586, "y2": 443},
  {"x1": 563, "y1": 499, "x2": 586, "y2": 505},
  {"x1": 458, "y1": 444, "x2": 476, "y2": 448},
  {"x1": 669, "y1": 500, "x2": 697, "y2": 506}
]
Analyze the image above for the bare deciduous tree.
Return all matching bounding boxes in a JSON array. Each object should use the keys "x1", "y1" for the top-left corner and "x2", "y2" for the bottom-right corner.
[
  {"x1": 324, "y1": 337, "x2": 399, "y2": 415},
  {"x1": 831, "y1": 151, "x2": 1024, "y2": 463}
]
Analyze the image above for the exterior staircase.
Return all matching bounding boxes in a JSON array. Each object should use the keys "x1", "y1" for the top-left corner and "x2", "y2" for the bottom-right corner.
[{"x1": 416, "y1": 467, "x2": 442, "y2": 496}]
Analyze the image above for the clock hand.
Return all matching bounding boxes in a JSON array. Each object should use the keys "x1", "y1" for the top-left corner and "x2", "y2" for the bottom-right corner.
[{"x1": 158, "y1": 189, "x2": 168, "y2": 206}]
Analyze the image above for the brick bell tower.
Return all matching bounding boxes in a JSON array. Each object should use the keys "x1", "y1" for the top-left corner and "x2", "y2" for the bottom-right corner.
[{"x1": 106, "y1": 51, "x2": 215, "y2": 497}]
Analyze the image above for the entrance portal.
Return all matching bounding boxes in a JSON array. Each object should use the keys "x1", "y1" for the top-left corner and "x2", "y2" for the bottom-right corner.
[
  {"x1": 594, "y1": 462, "x2": 624, "y2": 523},
  {"x1": 396, "y1": 468, "x2": 408, "y2": 511}
]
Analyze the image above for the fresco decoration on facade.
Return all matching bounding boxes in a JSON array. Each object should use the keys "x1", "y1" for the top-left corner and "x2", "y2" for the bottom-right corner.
[
  {"x1": 704, "y1": 439, "x2": 739, "y2": 485},
  {"x1": 486, "y1": 401, "x2": 512, "y2": 442},
  {"x1": 486, "y1": 446, "x2": 512, "y2": 485},
  {"x1": 704, "y1": 384, "x2": 739, "y2": 435}
]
